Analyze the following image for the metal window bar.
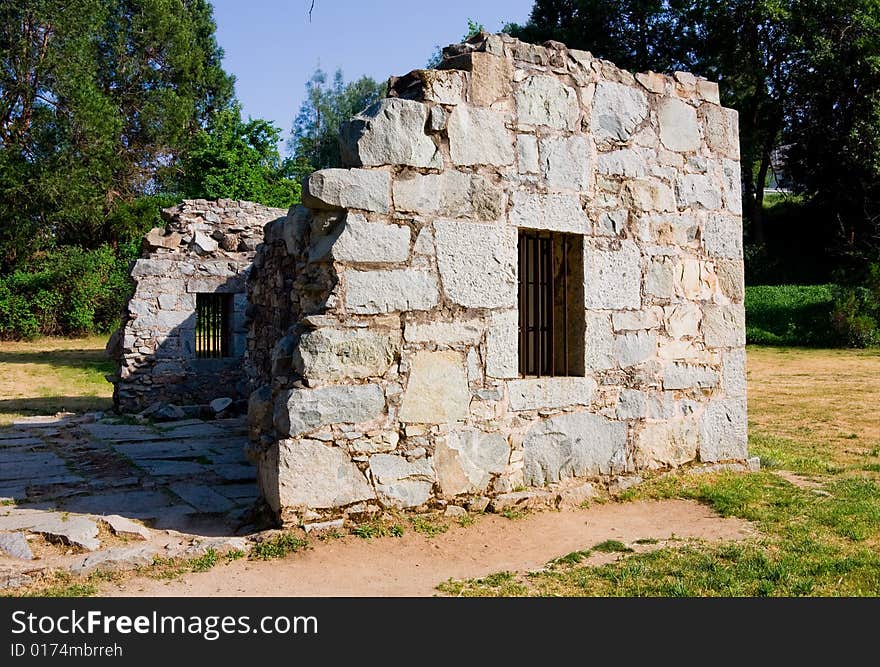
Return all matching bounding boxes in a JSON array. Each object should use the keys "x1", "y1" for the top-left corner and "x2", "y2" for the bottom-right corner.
[
  {"x1": 518, "y1": 230, "x2": 572, "y2": 377},
  {"x1": 196, "y1": 293, "x2": 231, "y2": 359}
]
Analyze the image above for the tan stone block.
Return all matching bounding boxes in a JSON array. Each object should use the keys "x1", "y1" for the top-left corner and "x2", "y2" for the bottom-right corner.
[{"x1": 399, "y1": 351, "x2": 470, "y2": 423}]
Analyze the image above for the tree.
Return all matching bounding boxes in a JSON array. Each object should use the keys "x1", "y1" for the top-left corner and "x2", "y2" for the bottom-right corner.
[
  {"x1": 175, "y1": 106, "x2": 300, "y2": 208},
  {"x1": 0, "y1": 0, "x2": 234, "y2": 268},
  {"x1": 288, "y1": 68, "x2": 384, "y2": 179}
]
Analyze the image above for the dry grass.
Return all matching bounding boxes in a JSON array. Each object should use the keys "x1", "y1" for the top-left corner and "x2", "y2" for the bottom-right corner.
[{"x1": 0, "y1": 335, "x2": 113, "y2": 426}]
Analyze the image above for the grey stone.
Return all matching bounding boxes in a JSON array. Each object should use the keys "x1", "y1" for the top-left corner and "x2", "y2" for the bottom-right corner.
[
  {"x1": 663, "y1": 363, "x2": 719, "y2": 390},
  {"x1": 444, "y1": 505, "x2": 467, "y2": 518},
  {"x1": 722, "y1": 159, "x2": 742, "y2": 215},
  {"x1": 434, "y1": 220, "x2": 517, "y2": 309},
  {"x1": 169, "y1": 483, "x2": 236, "y2": 513},
  {"x1": 658, "y1": 97, "x2": 701, "y2": 152},
  {"x1": 293, "y1": 328, "x2": 400, "y2": 381},
  {"x1": 429, "y1": 106, "x2": 447, "y2": 131},
  {"x1": 192, "y1": 231, "x2": 218, "y2": 254},
  {"x1": 303, "y1": 518, "x2": 345, "y2": 534},
  {"x1": 507, "y1": 377, "x2": 597, "y2": 411},
  {"x1": 133, "y1": 459, "x2": 207, "y2": 476},
  {"x1": 62, "y1": 490, "x2": 182, "y2": 520},
  {"x1": 584, "y1": 312, "x2": 615, "y2": 371},
  {"x1": 584, "y1": 240, "x2": 642, "y2": 309},
  {"x1": 523, "y1": 412, "x2": 628, "y2": 485},
  {"x1": 592, "y1": 81, "x2": 648, "y2": 142},
  {"x1": 704, "y1": 213, "x2": 743, "y2": 258},
  {"x1": 509, "y1": 192, "x2": 590, "y2": 234},
  {"x1": 702, "y1": 304, "x2": 746, "y2": 347},
  {"x1": 340, "y1": 98, "x2": 441, "y2": 168},
  {"x1": 614, "y1": 332, "x2": 657, "y2": 367},
  {"x1": 213, "y1": 464, "x2": 255, "y2": 482},
  {"x1": 70, "y1": 545, "x2": 158, "y2": 574},
  {"x1": 399, "y1": 351, "x2": 470, "y2": 423},
  {"x1": 540, "y1": 135, "x2": 591, "y2": 190},
  {"x1": 274, "y1": 384, "x2": 386, "y2": 437},
  {"x1": 517, "y1": 134, "x2": 539, "y2": 173},
  {"x1": 555, "y1": 482, "x2": 599, "y2": 508},
  {"x1": 435, "y1": 428, "x2": 509, "y2": 495},
  {"x1": 316, "y1": 212, "x2": 411, "y2": 264},
  {"x1": 699, "y1": 397, "x2": 748, "y2": 462},
  {"x1": 303, "y1": 168, "x2": 391, "y2": 213},
  {"x1": 210, "y1": 397, "x2": 234, "y2": 414},
  {"x1": 447, "y1": 106, "x2": 514, "y2": 166},
  {"x1": 635, "y1": 419, "x2": 700, "y2": 469},
  {"x1": 273, "y1": 439, "x2": 376, "y2": 510},
  {"x1": 345, "y1": 268, "x2": 439, "y2": 314},
  {"x1": 721, "y1": 348, "x2": 747, "y2": 398},
  {"x1": 369, "y1": 454, "x2": 434, "y2": 508},
  {"x1": 0, "y1": 511, "x2": 101, "y2": 551},
  {"x1": 645, "y1": 257, "x2": 675, "y2": 298},
  {"x1": 154, "y1": 404, "x2": 185, "y2": 421},
  {"x1": 515, "y1": 75, "x2": 580, "y2": 130},
  {"x1": 702, "y1": 105, "x2": 740, "y2": 159},
  {"x1": 597, "y1": 148, "x2": 647, "y2": 177},
  {"x1": 486, "y1": 310, "x2": 519, "y2": 379},
  {"x1": 675, "y1": 173, "x2": 721, "y2": 210},
  {"x1": 0, "y1": 532, "x2": 33, "y2": 560},
  {"x1": 404, "y1": 319, "x2": 484, "y2": 346},
  {"x1": 98, "y1": 515, "x2": 151, "y2": 540},
  {"x1": 616, "y1": 389, "x2": 648, "y2": 420}
]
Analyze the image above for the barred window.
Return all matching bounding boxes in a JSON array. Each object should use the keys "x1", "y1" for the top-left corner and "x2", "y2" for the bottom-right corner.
[
  {"x1": 518, "y1": 230, "x2": 585, "y2": 377},
  {"x1": 195, "y1": 293, "x2": 232, "y2": 359}
]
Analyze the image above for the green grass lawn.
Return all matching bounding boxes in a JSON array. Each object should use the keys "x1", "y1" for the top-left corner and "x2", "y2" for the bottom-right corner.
[
  {"x1": 440, "y1": 347, "x2": 880, "y2": 597},
  {"x1": 745, "y1": 284, "x2": 837, "y2": 346},
  {"x1": 0, "y1": 335, "x2": 113, "y2": 425}
]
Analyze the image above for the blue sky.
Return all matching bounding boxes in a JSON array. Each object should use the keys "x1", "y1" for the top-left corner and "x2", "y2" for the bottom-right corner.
[{"x1": 211, "y1": 0, "x2": 535, "y2": 147}]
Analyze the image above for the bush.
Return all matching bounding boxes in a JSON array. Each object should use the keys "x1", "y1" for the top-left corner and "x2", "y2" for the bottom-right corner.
[
  {"x1": 831, "y1": 264, "x2": 880, "y2": 348},
  {"x1": 0, "y1": 245, "x2": 133, "y2": 339},
  {"x1": 745, "y1": 285, "x2": 837, "y2": 346}
]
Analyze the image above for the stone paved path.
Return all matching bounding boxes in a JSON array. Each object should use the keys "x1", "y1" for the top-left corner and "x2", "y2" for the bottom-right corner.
[{"x1": 0, "y1": 413, "x2": 258, "y2": 588}]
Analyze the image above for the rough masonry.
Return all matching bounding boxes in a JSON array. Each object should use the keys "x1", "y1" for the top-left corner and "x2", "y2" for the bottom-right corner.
[
  {"x1": 111, "y1": 200, "x2": 286, "y2": 413},
  {"x1": 246, "y1": 32, "x2": 747, "y2": 523}
]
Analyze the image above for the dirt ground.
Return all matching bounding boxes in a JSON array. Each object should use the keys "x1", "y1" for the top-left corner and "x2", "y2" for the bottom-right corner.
[{"x1": 101, "y1": 499, "x2": 752, "y2": 597}]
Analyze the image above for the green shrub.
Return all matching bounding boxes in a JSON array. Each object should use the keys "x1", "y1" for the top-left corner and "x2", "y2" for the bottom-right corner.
[
  {"x1": 831, "y1": 264, "x2": 880, "y2": 348},
  {"x1": 0, "y1": 245, "x2": 133, "y2": 339},
  {"x1": 745, "y1": 284, "x2": 837, "y2": 346}
]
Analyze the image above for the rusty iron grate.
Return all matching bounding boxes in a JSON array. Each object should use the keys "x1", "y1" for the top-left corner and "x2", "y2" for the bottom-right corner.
[{"x1": 195, "y1": 293, "x2": 232, "y2": 359}]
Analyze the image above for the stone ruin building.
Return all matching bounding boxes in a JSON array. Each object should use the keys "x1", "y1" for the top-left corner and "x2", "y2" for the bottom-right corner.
[
  {"x1": 114, "y1": 33, "x2": 747, "y2": 524},
  {"x1": 111, "y1": 199, "x2": 286, "y2": 414}
]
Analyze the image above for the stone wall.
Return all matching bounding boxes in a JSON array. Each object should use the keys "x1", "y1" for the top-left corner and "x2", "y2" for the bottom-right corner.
[
  {"x1": 247, "y1": 32, "x2": 747, "y2": 523},
  {"x1": 112, "y1": 199, "x2": 286, "y2": 413}
]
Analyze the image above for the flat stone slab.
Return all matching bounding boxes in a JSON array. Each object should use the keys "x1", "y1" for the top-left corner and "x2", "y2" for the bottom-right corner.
[
  {"x1": 0, "y1": 453, "x2": 69, "y2": 480},
  {"x1": 168, "y1": 483, "x2": 236, "y2": 514},
  {"x1": 0, "y1": 509, "x2": 100, "y2": 550},
  {"x1": 213, "y1": 464, "x2": 256, "y2": 482},
  {"x1": 111, "y1": 440, "x2": 204, "y2": 460},
  {"x1": 0, "y1": 436, "x2": 44, "y2": 447},
  {"x1": 214, "y1": 483, "x2": 259, "y2": 501},
  {"x1": 0, "y1": 532, "x2": 34, "y2": 560},
  {"x1": 12, "y1": 416, "x2": 69, "y2": 427},
  {"x1": 133, "y1": 459, "x2": 209, "y2": 477},
  {"x1": 82, "y1": 423, "x2": 165, "y2": 443},
  {"x1": 71, "y1": 544, "x2": 158, "y2": 574},
  {"x1": 0, "y1": 483, "x2": 28, "y2": 502},
  {"x1": 96, "y1": 514, "x2": 151, "y2": 540},
  {"x1": 154, "y1": 419, "x2": 206, "y2": 430},
  {"x1": 60, "y1": 490, "x2": 184, "y2": 520},
  {"x1": 156, "y1": 423, "x2": 228, "y2": 440}
]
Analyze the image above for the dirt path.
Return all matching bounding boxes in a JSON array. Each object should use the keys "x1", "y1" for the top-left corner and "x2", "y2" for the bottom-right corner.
[{"x1": 102, "y1": 499, "x2": 753, "y2": 597}]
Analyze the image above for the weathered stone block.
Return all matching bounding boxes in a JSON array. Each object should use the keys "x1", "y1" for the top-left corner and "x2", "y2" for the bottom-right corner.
[
  {"x1": 597, "y1": 148, "x2": 648, "y2": 177},
  {"x1": 486, "y1": 310, "x2": 519, "y2": 378},
  {"x1": 523, "y1": 411, "x2": 628, "y2": 485},
  {"x1": 399, "y1": 351, "x2": 469, "y2": 423},
  {"x1": 614, "y1": 331, "x2": 657, "y2": 367},
  {"x1": 675, "y1": 173, "x2": 722, "y2": 210},
  {"x1": 721, "y1": 347, "x2": 747, "y2": 398},
  {"x1": 507, "y1": 377, "x2": 597, "y2": 411},
  {"x1": 664, "y1": 303, "x2": 702, "y2": 338},
  {"x1": 616, "y1": 388, "x2": 647, "y2": 419},
  {"x1": 340, "y1": 98, "x2": 442, "y2": 168},
  {"x1": 517, "y1": 134, "x2": 539, "y2": 173},
  {"x1": 658, "y1": 97, "x2": 702, "y2": 152},
  {"x1": 434, "y1": 220, "x2": 517, "y2": 309},
  {"x1": 403, "y1": 318, "x2": 484, "y2": 346},
  {"x1": 448, "y1": 106, "x2": 514, "y2": 166},
  {"x1": 704, "y1": 213, "x2": 743, "y2": 259},
  {"x1": 635, "y1": 419, "x2": 700, "y2": 469},
  {"x1": 303, "y1": 168, "x2": 391, "y2": 213},
  {"x1": 702, "y1": 105, "x2": 740, "y2": 159},
  {"x1": 584, "y1": 312, "x2": 616, "y2": 371},
  {"x1": 663, "y1": 363, "x2": 719, "y2": 390},
  {"x1": 271, "y1": 439, "x2": 376, "y2": 510},
  {"x1": 314, "y1": 213, "x2": 410, "y2": 264},
  {"x1": 699, "y1": 397, "x2": 747, "y2": 462},
  {"x1": 345, "y1": 269, "x2": 439, "y2": 314},
  {"x1": 510, "y1": 192, "x2": 590, "y2": 233},
  {"x1": 626, "y1": 179, "x2": 676, "y2": 212},
  {"x1": 702, "y1": 304, "x2": 746, "y2": 347},
  {"x1": 540, "y1": 135, "x2": 592, "y2": 191},
  {"x1": 515, "y1": 75, "x2": 580, "y2": 130},
  {"x1": 274, "y1": 384, "x2": 386, "y2": 437},
  {"x1": 584, "y1": 240, "x2": 642, "y2": 309},
  {"x1": 435, "y1": 428, "x2": 509, "y2": 496},
  {"x1": 612, "y1": 308, "x2": 661, "y2": 331},
  {"x1": 293, "y1": 328, "x2": 400, "y2": 381},
  {"x1": 592, "y1": 81, "x2": 648, "y2": 142},
  {"x1": 369, "y1": 454, "x2": 435, "y2": 508},
  {"x1": 716, "y1": 259, "x2": 745, "y2": 302}
]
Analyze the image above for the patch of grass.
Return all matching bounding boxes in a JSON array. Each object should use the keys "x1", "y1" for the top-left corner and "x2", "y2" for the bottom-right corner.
[
  {"x1": 457, "y1": 514, "x2": 476, "y2": 528},
  {"x1": 0, "y1": 336, "x2": 113, "y2": 425},
  {"x1": 189, "y1": 548, "x2": 219, "y2": 572},
  {"x1": 549, "y1": 550, "x2": 592, "y2": 567},
  {"x1": 634, "y1": 538, "x2": 659, "y2": 545},
  {"x1": 592, "y1": 540, "x2": 634, "y2": 553},
  {"x1": 500, "y1": 508, "x2": 528, "y2": 520},
  {"x1": 409, "y1": 515, "x2": 449, "y2": 537},
  {"x1": 745, "y1": 285, "x2": 837, "y2": 347},
  {"x1": 351, "y1": 520, "x2": 404, "y2": 540},
  {"x1": 438, "y1": 571, "x2": 529, "y2": 597},
  {"x1": 250, "y1": 533, "x2": 309, "y2": 560}
]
